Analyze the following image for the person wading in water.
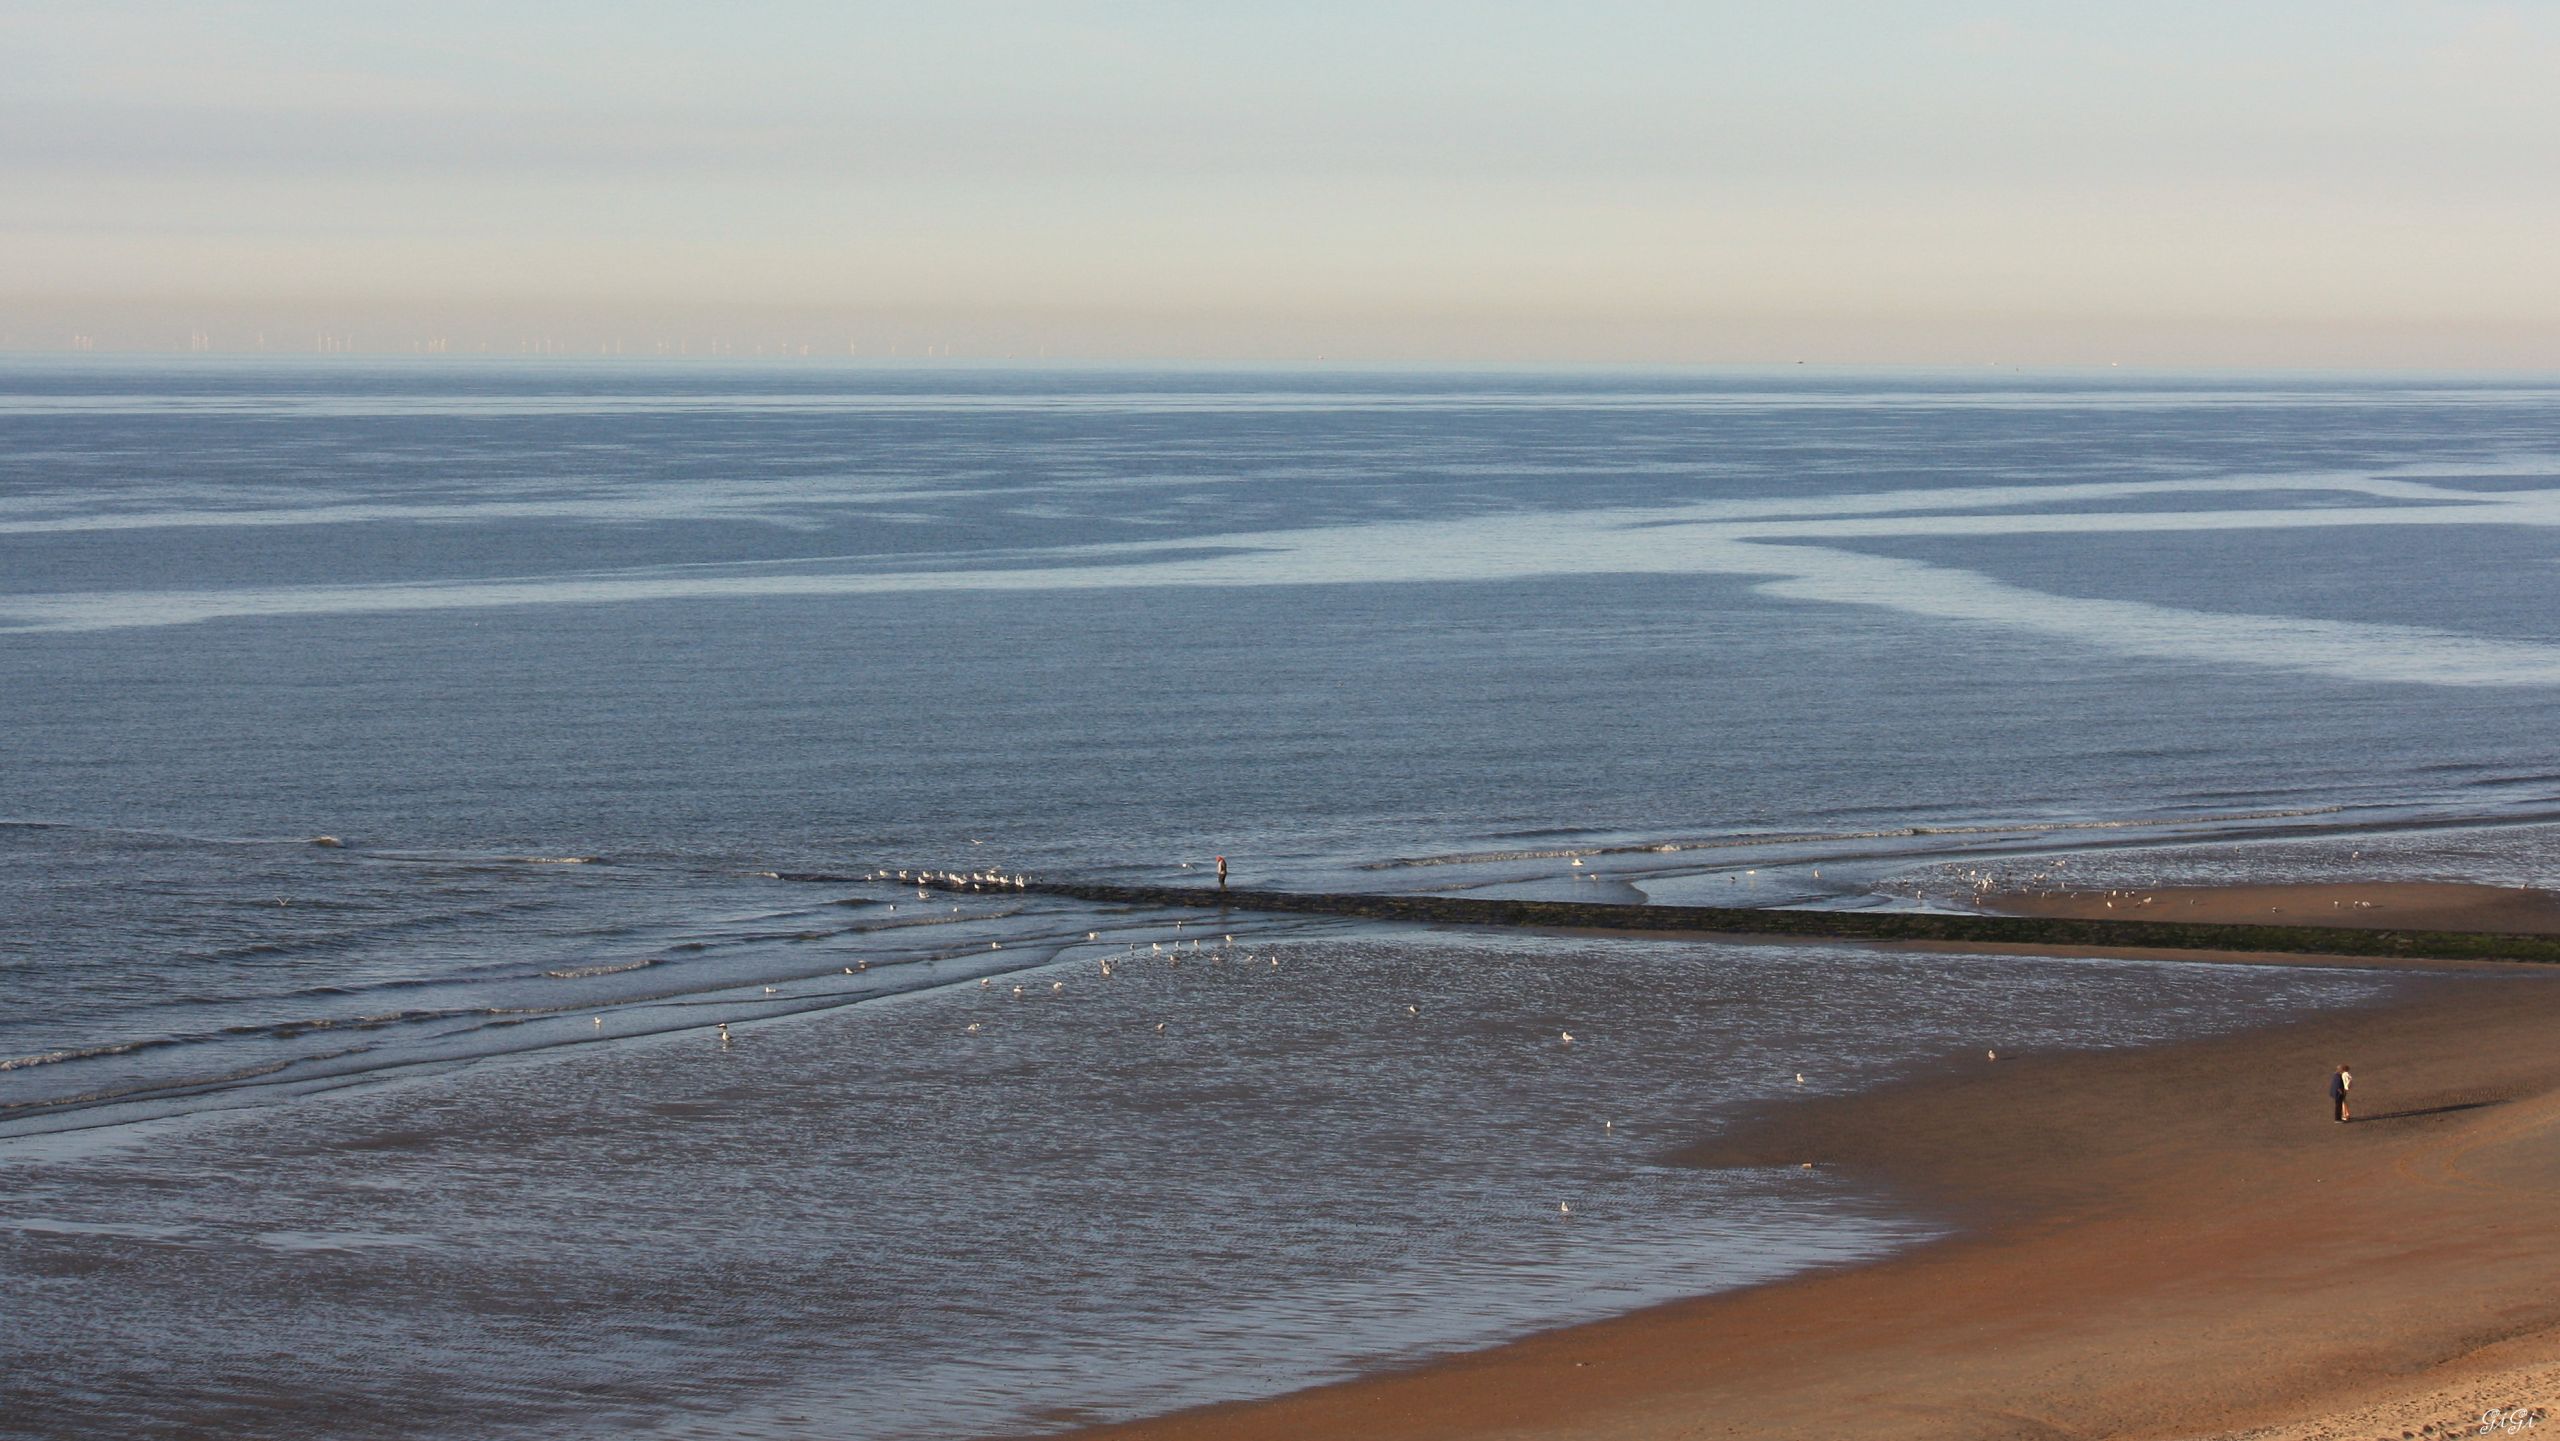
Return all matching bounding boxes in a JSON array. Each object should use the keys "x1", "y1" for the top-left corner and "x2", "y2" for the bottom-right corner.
[{"x1": 1215, "y1": 856, "x2": 1228, "y2": 889}]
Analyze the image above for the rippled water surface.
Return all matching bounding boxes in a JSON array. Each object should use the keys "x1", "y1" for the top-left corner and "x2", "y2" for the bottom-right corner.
[
  {"x1": 4, "y1": 928, "x2": 2399, "y2": 1440},
  {"x1": 4, "y1": 362, "x2": 2557, "y2": 1437}
]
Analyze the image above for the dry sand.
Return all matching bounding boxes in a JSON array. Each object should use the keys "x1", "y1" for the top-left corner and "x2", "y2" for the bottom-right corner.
[{"x1": 1065, "y1": 884, "x2": 2560, "y2": 1441}]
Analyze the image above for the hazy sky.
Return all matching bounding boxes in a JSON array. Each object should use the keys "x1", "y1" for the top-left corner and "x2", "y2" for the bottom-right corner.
[{"x1": 7, "y1": 1, "x2": 2559, "y2": 363}]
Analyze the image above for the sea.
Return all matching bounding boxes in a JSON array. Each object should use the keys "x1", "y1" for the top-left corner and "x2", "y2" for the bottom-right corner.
[{"x1": 4, "y1": 360, "x2": 2557, "y2": 1439}]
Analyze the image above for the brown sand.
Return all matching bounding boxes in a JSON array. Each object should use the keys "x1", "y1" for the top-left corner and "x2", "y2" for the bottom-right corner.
[
  {"x1": 1065, "y1": 899, "x2": 2560, "y2": 1441},
  {"x1": 1980, "y1": 879, "x2": 2560, "y2": 935}
]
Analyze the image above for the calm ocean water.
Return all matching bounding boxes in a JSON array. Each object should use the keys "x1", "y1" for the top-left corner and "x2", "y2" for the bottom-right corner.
[{"x1": 4, "y1": 360, "x2": 2557, "y2": 1438}]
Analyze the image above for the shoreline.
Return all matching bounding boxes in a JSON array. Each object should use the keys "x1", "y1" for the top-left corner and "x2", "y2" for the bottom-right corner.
[{"x1": 1060, "y1": 886, "x2": 2560, "y2": 1441}]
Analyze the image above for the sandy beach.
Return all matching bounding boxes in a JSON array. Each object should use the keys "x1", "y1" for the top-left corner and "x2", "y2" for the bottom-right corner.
[{"x1": 1066, "y1": 883, "x2": 2560, "y2": 1441}]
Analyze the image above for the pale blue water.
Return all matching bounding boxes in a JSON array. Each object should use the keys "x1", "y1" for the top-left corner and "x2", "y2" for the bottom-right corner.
[{"x1": 3, "y1": 360, "x2": 2556, "y2": 1438}]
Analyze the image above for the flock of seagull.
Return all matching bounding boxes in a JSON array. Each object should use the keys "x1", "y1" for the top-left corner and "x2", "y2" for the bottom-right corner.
[
  {"x1": 884, "y1": 866, "x2": 1031, "y2": 893},
  {"x1": 690, "y1": 862, "x2": 1651, "y2": 1210},
  {"x1": 682, "y1": 856, "x2": 2018, "y2": 1212},
  {"x1": 1879, "y1": 857, "x2": 2183, "y2": 911}
]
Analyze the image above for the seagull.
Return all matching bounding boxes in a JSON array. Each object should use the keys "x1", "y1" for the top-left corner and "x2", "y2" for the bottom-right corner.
[
  {"x1": 1155, "y1": 1022, "x2": 1166, "y2": 1033},
  {"x1": 1570, "y1": 856, "x2": 1583, "y2": 868},
  {"x1": 980, "y1": 977, "x2": 991, "y2": 988},
  {"x1": 1800, "y1": 1161, "x2": 1814, "y2": 1170},
  {"x1": 1560, "y1": 1031, "x2": 1575, "y2": 1046},
  {"x1": 1604, "y1": 1120, "x2": 1614, "y2": 1132},
  {"x1": 1088, "y1": 932, "x2": 1098, "y2": 940},
  {"x1": 991, "y1": 942, "x2": 1002, "y2": 950},
  {"x1": 1407, "y1": 1004, "x2": 1419, "y2": 1016},
  {"x1": 844, "y1": 966, "x2": 855, "y2": 974},
  {"x1": 1987, "y1": 1050, "x2": 1997, "y2": 1061},
  {"x1": 716, "y1": 1022, "x2": 732, "y2": 1045},
  {"x1": 1795, "y1": 1073, "x2": 1804, "y2": 1085},
  {"x1": 1012, "y1": 985, "x2": 1025, "y2": 997},
  {"x1": 764, "y1": 986, "x2": 778, "y2": 994},
  {"x1": 1051, "y1": 980, "x2": 1064, "y2": 992},
  {"x1": 966, "y1": 1022, "x2": 980, "y2": 1035},
  {"x1": 1559, "y1": 1202, "x2": 1572, "y2": 1214},
  {"x1": 593, "y1": 1017, "x2": 603, "y2": 1027}
]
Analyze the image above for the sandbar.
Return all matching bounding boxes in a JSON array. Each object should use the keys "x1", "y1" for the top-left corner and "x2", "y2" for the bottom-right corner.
[{"x1": 1979, "y1": 879, "x2": 2560, "y2": 936}]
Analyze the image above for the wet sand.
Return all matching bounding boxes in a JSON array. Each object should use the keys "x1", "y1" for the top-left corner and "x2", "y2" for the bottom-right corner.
[
  {"x1": 1065, "y1": 890, "x2": 2560, "y2": 1441},
  {"x1": 1979, "y1": 879, "x2": 2560, "y2": 935}
]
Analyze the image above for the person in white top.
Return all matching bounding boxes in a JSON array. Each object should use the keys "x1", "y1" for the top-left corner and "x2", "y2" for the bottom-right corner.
[{"x1": 2330, "y1": 1063, "x2": 2352, "y2": 1123}]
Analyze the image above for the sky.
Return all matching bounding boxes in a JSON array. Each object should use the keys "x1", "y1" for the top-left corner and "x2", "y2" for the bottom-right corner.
[{"x1": 5, "y1": 1, "x2": 2559, "y2": 364}]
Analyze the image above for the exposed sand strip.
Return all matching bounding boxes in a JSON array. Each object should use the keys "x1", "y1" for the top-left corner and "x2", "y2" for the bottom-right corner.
[{"x1": 1979, "y1": 880, "x2": 2560, "y2": 936}]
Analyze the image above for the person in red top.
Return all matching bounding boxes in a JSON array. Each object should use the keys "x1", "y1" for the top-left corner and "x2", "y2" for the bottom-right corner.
[{"x1": 1215, "y1": 855, "x2": 1228, "y2": 888}]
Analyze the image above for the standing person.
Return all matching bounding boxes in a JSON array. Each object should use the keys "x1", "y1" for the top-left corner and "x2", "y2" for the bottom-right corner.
[
  {"x1": 2331, "y1": 1063, "x2": 2352, "y2": 1123},
  {"x1": 1215, "y1": 856, "x2": 1228, "y2": 889}
]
